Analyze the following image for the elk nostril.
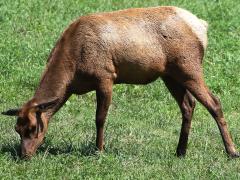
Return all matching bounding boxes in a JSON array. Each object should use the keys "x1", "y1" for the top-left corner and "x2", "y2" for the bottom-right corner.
[{"x1": 21, "y1": 153, "x2": 32, "y2": 160}]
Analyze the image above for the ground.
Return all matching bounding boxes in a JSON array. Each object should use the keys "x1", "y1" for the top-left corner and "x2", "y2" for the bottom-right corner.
[{"x1": 0, "y1": 0, "x2": 240, "y2": 179}]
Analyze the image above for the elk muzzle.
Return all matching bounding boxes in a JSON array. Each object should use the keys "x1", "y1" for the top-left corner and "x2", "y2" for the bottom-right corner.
[{"x1": 21, "y1": 136, "x2": 44, "y2": 159}]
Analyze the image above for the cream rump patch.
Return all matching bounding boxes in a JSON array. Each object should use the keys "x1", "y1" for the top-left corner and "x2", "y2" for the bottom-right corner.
[{"x1": 175, "y1": 7, "x2": 208, "y2": 50}]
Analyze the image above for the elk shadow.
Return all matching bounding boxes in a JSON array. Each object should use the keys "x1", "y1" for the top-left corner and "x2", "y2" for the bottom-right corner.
[
  {"x1": 0, "y1": 143, "x2": 21, "y2": 161},
  {"x1": 0, "y1": 139, "x2": 99, "y2": 161},
  {"x1": 38, "y1": 139, "x2": 97, "y2": 157}
]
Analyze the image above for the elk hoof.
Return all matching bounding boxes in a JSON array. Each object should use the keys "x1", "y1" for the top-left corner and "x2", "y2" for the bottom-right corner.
[{"x1": 176, "y1": 149, "x2": 186, "y2": 157}]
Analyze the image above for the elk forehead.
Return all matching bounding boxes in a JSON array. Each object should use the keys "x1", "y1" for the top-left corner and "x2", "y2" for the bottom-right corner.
[{"x1": 175, "y1": 7, "x2": 208, "y2": 50}]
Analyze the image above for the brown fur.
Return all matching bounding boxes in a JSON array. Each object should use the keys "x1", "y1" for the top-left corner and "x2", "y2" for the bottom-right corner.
[{"x1": 2, "y1": 6, "x2": 238, "y2": 158}]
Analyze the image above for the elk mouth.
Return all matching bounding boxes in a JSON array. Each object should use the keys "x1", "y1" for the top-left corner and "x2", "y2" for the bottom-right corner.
[{"x1": 20, "y1": 138, "x2": 45, "y2": 159}]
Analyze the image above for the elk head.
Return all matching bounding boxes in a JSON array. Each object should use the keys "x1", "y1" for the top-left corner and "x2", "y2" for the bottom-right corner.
[{"x1": 2, "y1": 98, "x2": 59, "y2": 158}]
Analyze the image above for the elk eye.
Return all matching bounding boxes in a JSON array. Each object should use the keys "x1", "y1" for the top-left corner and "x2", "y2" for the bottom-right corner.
[{"x1": 30, "y1": 126, "x2": 36, "y2": 133}]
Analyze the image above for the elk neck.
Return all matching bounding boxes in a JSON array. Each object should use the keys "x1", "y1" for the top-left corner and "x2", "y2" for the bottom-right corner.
[{"x1": 33, "y1": 41, "x2": 76, "y2": 117}]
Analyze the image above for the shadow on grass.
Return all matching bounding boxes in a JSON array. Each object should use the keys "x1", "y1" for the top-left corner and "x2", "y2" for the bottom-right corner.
[
  {"x1": 0, "y1": 139, "x2": 98, "y2": 161},
  {"x1": 0, "y1": 143, "x2": 21, "y2": 161},
  {"x1": 38, "y1": 139, "x2": 97, "y2": 157}
]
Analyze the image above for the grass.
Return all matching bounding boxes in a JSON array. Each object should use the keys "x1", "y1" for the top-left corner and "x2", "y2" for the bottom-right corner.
[{"x1": 0, "y1": 0, "x2": 240, "y2": 179}]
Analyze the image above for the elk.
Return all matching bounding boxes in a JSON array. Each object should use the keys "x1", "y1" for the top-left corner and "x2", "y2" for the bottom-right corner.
[{"x1": 2, "y1": 6, "x2": 239, "y2": 158}]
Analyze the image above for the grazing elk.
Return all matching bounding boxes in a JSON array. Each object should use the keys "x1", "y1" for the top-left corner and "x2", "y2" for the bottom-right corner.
[{"x1": 2, "y1": 6, "x2": 239, "y2": 158}]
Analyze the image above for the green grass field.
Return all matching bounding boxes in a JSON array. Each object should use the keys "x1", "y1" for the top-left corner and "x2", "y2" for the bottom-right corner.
[{"x1": 1, "y1": 0, "x2": 240, "y2": 179}]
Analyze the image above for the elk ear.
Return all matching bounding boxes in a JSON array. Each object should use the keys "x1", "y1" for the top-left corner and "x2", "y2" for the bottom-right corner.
[
  {"x1": 2, "y1": 108, "x2": 21, "y2": 116},
  {"x1": 35, "y1": 98, "x2": 59, "y2": 112}
]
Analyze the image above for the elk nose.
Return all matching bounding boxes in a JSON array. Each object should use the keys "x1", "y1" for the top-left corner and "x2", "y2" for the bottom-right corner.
[
  {"x1": 20, "y1": 152, "x2": 32, "y2": 160},
  {"x1": 20, "y1": 144, "x2": 34, "y2": 160}
]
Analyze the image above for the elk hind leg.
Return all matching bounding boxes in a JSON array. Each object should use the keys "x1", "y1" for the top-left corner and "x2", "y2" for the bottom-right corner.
[{"x1": 163, "y1": 76, "x2": 196, "y2": 156}]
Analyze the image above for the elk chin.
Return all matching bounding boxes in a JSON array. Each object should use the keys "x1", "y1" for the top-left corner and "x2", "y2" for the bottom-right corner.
[{"x1": 20, "y1": 136, "x2": 45, "y2": 159}]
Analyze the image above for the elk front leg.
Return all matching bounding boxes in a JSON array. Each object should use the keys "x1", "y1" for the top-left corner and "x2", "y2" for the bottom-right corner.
[{"x1": 95, "y1": 79, "x2": 113, "y2": 151}]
